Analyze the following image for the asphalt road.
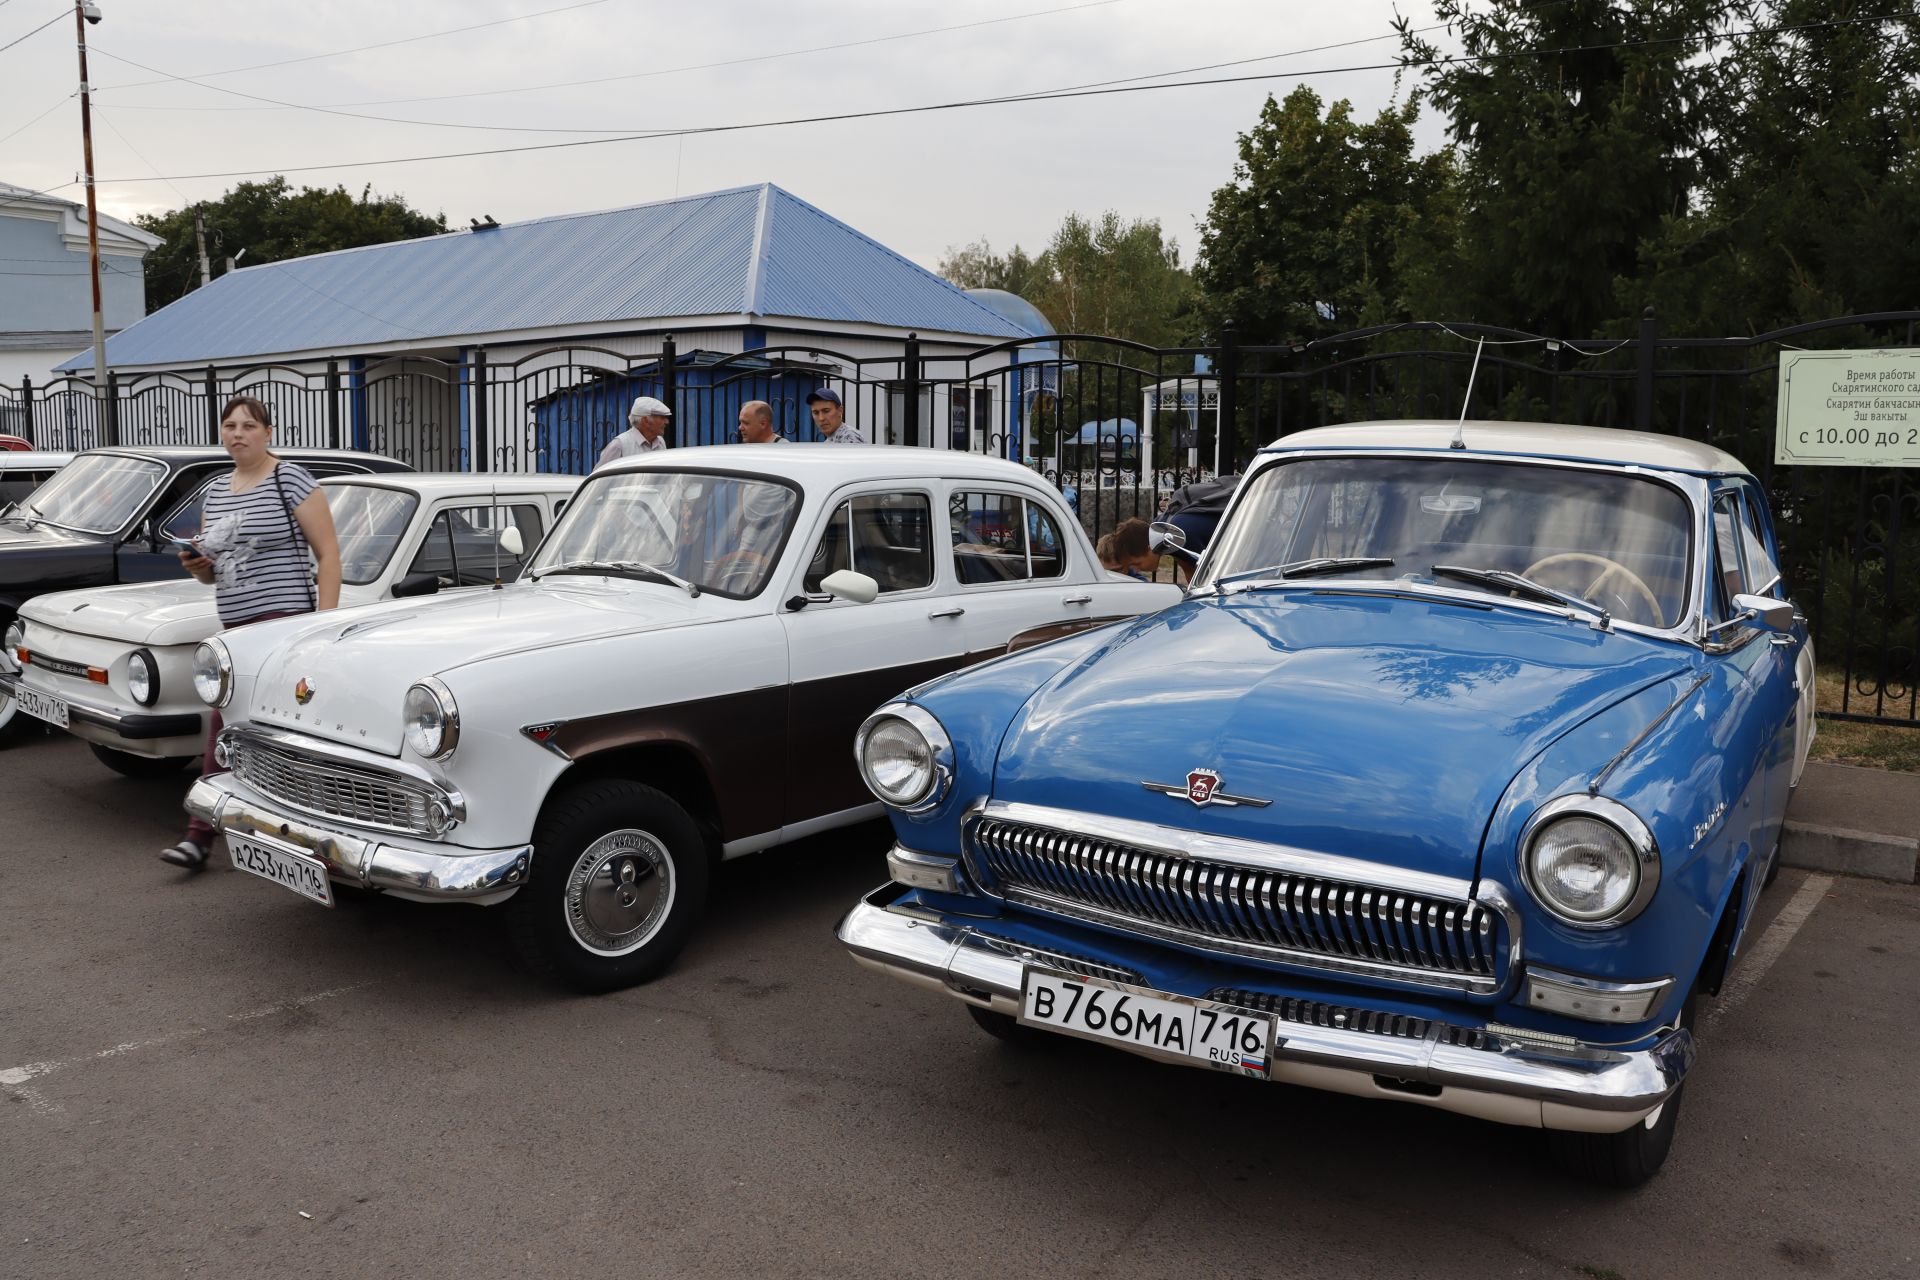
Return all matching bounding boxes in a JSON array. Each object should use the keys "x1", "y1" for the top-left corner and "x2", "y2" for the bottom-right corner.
[{"x1": 3, "y1": 731, "x2": 1916, "y2": 1279}]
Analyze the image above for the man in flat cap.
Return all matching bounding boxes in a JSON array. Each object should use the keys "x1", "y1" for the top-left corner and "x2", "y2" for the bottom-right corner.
[
  {"x1": 597, "y1": 395, "x2": 673, "y2": 467},
  {"x1": 807, "y1": 388, "x2": 867, "y2": 444}
]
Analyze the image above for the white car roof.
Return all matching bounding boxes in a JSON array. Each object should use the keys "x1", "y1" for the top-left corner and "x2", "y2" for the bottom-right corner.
[
  {"x1": 1265, "y1": 420, "x2": 1753, "y2": 477},
  {"x1": 0, "y1": 451, "x2": 75, "y2": 468},
  {"x1": 600, "y1": 443, "x2": 1067, "y2": 488},
  {"x1": 319, "y1": 472, "x2": 581, "y2": 496}
]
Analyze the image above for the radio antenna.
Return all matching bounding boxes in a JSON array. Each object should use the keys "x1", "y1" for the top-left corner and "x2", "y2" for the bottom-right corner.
[{"x1": 1452, "y1": 335, "x2": 1487, "y2": 450}]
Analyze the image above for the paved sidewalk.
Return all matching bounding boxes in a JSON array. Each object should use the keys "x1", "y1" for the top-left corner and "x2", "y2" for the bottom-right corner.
[{"x1": 1781, "y1": 760, "x2": 1920, "y2": 883}]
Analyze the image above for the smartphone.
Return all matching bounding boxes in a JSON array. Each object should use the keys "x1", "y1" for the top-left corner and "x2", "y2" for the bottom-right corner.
[{"x1": 166, "y1": 538, "x2": 205, "y2": 557}]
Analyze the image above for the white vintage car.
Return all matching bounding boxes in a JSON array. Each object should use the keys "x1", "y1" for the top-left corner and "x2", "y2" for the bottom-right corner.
[
  {"x1": 181, "y1": 446, "x2": 1176, "y2": 990},
  {"x1": 4, "y1": 473, "x2": 580, "y2": 776}
]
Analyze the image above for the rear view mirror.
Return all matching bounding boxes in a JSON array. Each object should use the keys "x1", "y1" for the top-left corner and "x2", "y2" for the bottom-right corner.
[
  {"x1": 1731, "y1": 593, "x2": 1797, "y2": 633},
  {"x1": 499, "y1": 526, "x2": 525, "y2": 558},
  {"x1": 820, "y1": 569, "x2": 879, "y2": 604},
  {"x1": 1149, "y1": 520, "x2": 1198, "y2": 563},
  {"x1": 391, "y1": 572, "x2": 441, "y2": 599}
]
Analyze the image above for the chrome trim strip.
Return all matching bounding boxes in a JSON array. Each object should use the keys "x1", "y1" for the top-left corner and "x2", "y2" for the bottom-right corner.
[
  {"x1": 887, "y1": 845, "x2": 962, "y2": 893},
  {"x1": 967, "y1": 800, "x2": 1472, "y2": 900},
  {"x1": 837, "y1": 892, "x2": 1691, "y2": 1120},
  {"x1": 227, "y1": 722, "x2": 448, "y2": 792},
  {"x1": 185, "y1": 775, "x2": 529, "y2": 899},
  {"x1": 1588, "y1": 673, "x2": 1710, "y2": 795},
  {"x1": 1524, "y1": 966, "x2": 1675, "y2": 1024}
]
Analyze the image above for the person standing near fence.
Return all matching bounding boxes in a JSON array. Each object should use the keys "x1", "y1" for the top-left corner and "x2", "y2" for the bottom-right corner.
[
  {"x1": 160, "y1": 395, "x2": 342, "y2": 872},
  {"x1": 807, "y1": 388, "x2": 866, "y2": 444},
  {"x1": 737, "y1": 400, "x2": 785, "y2": 444},
  {"x1": 597, "y1": 396, "x2": 673, "y2": 467}
]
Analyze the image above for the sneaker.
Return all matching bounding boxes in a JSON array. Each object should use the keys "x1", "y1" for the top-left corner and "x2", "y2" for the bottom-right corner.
[{"x1": 159, "y1": 839, "x2": 210, "y2": 871}]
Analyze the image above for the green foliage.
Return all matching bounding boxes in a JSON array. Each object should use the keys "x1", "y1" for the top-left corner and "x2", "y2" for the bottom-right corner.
[
  {"x1": 1192, "y1": 86, "x2": 1456, "y2": 344},
  {"x1": 137, "y1": 177, "x2": 449, "y2": 311}
]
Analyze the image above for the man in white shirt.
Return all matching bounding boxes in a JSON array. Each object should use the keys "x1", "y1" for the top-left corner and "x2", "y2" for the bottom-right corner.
[
  {"x1": 807, "y1": 388, "x2": 866, "y2": 444},
  {"x1": 597, "y1": 396, "x2": 673, "y2": 466},
  {"x1": 736, "y1": 400, "x2": 786, "y2": 444}
]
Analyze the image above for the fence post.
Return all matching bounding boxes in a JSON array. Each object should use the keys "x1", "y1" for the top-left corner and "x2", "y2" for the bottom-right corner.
[
  {"x1": 326, "y1": 361, "x2": 341, "y2": 450},
  {"x1": 902, "y1": 332, "x2": 922, "y2": 447},
  {"x1": 471, "y1": 349, "x2": 488, "y2": 473},
  {"x1": 18, "y1": 375, "x2": 31, "y2": 446},
  {"x1": 660, "y1": 334, "x2": 678, "y2": 447},
  {"x1": 204, "y1": 366, "x2": 220, "y2": 444},
  {"x1": 1636, "y1": 306, "x2": 1657, "y2": 433},
  {"x1": 1216, "y1": 326, "x2": 1239, "y2": 472},
  {"x1": 104, "y1": 370, "x2": 120, "y2": 447}
]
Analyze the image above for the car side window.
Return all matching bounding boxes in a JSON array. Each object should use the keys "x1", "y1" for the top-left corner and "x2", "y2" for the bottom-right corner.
[
  {"x1": 805, "y1": 492, "x2": 933, "y2": 594},
  {"x1": 951, "y1": 489, "x2": 1059, "y2": 584},
  {"x1": 1734, "y1": 484, "x2": 1782, "y2": 594},
  {"x1": 157, "y1": 474, "x2": 222, "y2": 541},
  {"x1": 406, "y1": 503, "x2": 545, "y2": 586},
  {"x1": 1708, "y1": 494, "x2": 1746, "y2": 622},
  {"x1": 0, "y1": 471, "x2": 52, "y2": 505}
]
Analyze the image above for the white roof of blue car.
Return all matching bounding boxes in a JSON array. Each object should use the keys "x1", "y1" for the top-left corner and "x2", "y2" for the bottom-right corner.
[{"x1": 1266, "y1": 421, "x2": 1753, "y2": 477}]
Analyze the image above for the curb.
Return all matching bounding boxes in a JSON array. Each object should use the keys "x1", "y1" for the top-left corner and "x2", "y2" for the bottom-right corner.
[{"x1": 1780, "y1": 820, "x2": 1919, "y2": 885}]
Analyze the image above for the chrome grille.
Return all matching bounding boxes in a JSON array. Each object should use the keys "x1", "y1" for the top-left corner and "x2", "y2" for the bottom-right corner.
[
  {"x1": 228, "y1": 734, "x2": 435, "y2": 836},
  {"x1": 968, "y1": 815, "x2": 1503, "y2": 991},
  {"x1": 1209, "y1": 989, "x2": 1492, "y2": 1051}
]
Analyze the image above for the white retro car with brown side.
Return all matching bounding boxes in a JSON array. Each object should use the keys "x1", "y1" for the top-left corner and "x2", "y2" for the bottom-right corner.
[
  {"x1": 5, "y1": 473, "x2": 579, "y2": 776},
  {"x1": 184, "y1": 446, "x2": 1177, "y2": 990}
]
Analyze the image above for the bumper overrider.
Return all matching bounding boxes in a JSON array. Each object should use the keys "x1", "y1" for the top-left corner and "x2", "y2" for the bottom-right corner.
[
  {"x1": 0, "y1": 669, "x2": 201, "y2": 740},
  {"x1": 186, "y1": 772, "x2": 531, "y2": 900},
  {"x1": 838, "y1": 881, "x2": 1694, "y2": 1135}
]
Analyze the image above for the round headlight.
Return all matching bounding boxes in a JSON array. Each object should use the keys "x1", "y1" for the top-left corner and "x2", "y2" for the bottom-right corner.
[
  {"x1": 1523, "y1": 798, "x2": 1659, "y2": 927},
  {"x1": 855, "y1": 703, "x2": 952, "y2": 812},
  {"x1": 403, "y1": 678, "x2": 459, "y2": 760},
  {"x1": 4, "y1": 620, "x2": 22, "y2": 656},
  {"x1": 191, "y1": 638, "x2": 232, "y2": 708},
  {"x1": 128, "y1": 648, "x2": 159, "y2": 707}
]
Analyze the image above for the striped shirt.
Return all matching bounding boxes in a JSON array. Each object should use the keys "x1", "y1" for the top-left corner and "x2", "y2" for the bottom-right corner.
[{"x1": 199, "y1": 462, "x2": 320, "y2": 625}]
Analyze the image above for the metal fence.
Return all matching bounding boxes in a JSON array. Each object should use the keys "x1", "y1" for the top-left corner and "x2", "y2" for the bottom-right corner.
[{"x1": 3, "y1": 310, "x2": 1913, "y2": 725}]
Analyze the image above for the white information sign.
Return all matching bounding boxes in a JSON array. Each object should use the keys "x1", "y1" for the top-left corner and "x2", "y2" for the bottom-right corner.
[{"x1": 1776, "y1": 348, "x2": 1920, "y2": 467}]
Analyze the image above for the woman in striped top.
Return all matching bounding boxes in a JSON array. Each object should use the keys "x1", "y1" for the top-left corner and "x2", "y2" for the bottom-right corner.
[{"x1": 160, "y1": 395, "x2": 342, "y2": 871}]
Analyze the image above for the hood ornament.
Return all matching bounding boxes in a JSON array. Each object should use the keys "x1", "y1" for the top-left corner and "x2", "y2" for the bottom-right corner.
[
  {"x1": 294, "y1": 678, "x2": 315, "y2": 705},
  {"x1": 1142, "y1": 768, "x2": 1271, "y2": 808}
]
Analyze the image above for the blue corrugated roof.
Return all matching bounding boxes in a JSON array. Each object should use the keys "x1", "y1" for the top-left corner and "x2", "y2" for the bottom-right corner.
[{"x1": 64, "y1": 184, "x2": 1031, "y2": 370}]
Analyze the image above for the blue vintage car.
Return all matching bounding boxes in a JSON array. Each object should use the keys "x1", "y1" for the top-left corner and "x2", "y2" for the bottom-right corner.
[{"x1": 837, "y1": 421, "x2": 1815, "y2": 1187}]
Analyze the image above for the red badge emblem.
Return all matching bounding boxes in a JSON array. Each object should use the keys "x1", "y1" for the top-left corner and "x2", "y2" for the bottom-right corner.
[
  {"x1": 295, "y1": 678, "x2": 315, "y2": 705},
  {"x1": 1186, "y1": 769, "x2": 1222, "y2": 806},
  {"x1": 1141, "y1": 769, "x2": 1272, "y2": 809}
]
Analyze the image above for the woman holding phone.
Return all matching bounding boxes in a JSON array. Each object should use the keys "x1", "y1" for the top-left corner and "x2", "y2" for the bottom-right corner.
[{"x1": 160, "y1": 395, "x2": 341, "y2": 870}]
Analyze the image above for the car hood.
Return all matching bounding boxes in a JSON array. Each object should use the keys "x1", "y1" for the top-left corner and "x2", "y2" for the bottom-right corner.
[
  {"x1": 20, "y1": 579, "x2": 216, "y2": 646},
  {"x1": 0, "y1": 519, "x2": 111, "y2": 593},
  {"x1": 240, "y1": 580, "x2": 715, "y2": 754},
  {"x1": 988, "y1": 590, "x2": 1690, "y2": 882}
]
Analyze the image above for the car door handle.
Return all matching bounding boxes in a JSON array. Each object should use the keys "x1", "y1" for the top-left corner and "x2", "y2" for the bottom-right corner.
[
  {"x1": 927, "y1": 607, "x2": 965, "y2": 620},
  {"x1": 1062, "y1": 594, "x2": 1092, "y2": 606},
  {"x1": 1769, "y1": 635, "x2": 1797, "y2": 647}
]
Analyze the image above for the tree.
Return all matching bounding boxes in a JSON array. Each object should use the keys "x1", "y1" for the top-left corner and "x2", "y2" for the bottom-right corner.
[
  {"x1": 1192, "y1": 86, "x2": 1455, "y2": 344},
  {"x1": 937, "y1": 238, "x2": 1046, "y2": 299},
  {"x1": 137, "y1": 177, "x2": 448, "y2": 310}
]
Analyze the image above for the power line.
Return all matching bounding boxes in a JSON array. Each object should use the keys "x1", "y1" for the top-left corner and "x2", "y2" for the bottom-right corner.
[
  {"x1": 91, "y1": 0, "x2": 612, "y2": 92},
  {"x1": 96, "y1": 11, "x2": 1899, "y2": 188},
  {"x1": 0, "y1": 7, "x2": 65, "y2": 55},
  {"x1": 0, "y1": 91, "x2": 70, "y2": 146},
  {"x1": 93, "y1": 108, "x2": 194, "y2": 209},
  {"x1": 102, "y1": 0, "x2": 1131, "y2": 113}
]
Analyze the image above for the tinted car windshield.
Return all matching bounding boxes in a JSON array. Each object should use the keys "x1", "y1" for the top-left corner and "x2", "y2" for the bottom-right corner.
[
  {"x1": 324, "y1": 483, "x2": 420, "y2": 585},
  {"x1": 1200, "y1": 456, "x2": 1694, "y2": 627},
  {"x1": 528, "y1": 470, "x2": 800, "y2": 598},
  {"x1": 12, "y1": 453, "x2": 166, "y2": 534}
]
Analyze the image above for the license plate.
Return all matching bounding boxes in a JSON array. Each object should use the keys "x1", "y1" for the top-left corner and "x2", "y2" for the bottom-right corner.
[
  {"x1": 14, "y1": 684, "x2": 69, "y2": 728},
  {"x1": 229, "y1": 833, "x2": 334, "y2": 908},
  {"x1": 1019, "y1": 969, "x2": 1273, "y2": 1078}
]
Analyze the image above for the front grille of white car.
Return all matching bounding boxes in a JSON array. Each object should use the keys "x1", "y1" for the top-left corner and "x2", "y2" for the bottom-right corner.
[{"x1": 227, "y1": 732, "x2": 437, "y2": 836}]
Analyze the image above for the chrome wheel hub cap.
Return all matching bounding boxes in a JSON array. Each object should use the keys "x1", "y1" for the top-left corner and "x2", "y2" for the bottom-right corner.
[{"x1": 564, "y1": 828, "x2": 676, "y2": 957}]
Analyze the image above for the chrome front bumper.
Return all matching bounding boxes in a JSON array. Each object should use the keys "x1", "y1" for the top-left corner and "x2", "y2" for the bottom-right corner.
[
  {"x1": 0, "y1": 669, "x2": 202, "y2": 741},
  {"x1": 187, "y1": 774, "x2": 531, "y2": 901},
  {"x1": 837, "y1": 886, "x2": 1694, "y2": 1135}
]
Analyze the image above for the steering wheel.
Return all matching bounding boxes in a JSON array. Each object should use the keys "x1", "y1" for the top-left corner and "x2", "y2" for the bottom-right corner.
[
  {"x1": 1522, "y1": 552, "x2": 1662, "y2": 625},
  {"x1": 710, "y1": 549, "x2": 770, "y2": 592}
]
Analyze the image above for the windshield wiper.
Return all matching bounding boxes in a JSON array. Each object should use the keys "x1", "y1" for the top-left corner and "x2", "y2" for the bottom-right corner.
[
  {"x1": 534, "y1": 559, "x2": 699, "y2": 597},
  {"x1": 1431, "y1": 564, "x2": 1610, "y2": 628},
  {"x1": 1214, "y1": 556, "x2": 1395, "y2": 592}
]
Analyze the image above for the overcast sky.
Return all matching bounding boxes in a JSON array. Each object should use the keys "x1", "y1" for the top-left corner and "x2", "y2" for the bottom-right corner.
[{"x1": 2, "y1": 0, "x2": 1453, "y2": 272}]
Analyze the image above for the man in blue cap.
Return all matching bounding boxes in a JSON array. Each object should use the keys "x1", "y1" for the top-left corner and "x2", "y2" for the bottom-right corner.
[{"x1": 807, "y1": 388, "x2": 866, "y2": 444}]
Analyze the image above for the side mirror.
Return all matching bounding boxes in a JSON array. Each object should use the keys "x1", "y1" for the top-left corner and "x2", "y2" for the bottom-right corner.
[
  {"x1": 499, "y1": 526, "x2": 525, "y2": 558},
  {"x1": 391, "y1": 571, "x2": 442, "y2": 599},
  {"x1": 1149, "y1": 520, "x2": 1198, "y2": 563},
  {"x1": 819, "y1": 569, "x2": 879, "y2": 604},
  {"x1": 1731, "y1": 593, "x2": 1798, "y2": 634}
]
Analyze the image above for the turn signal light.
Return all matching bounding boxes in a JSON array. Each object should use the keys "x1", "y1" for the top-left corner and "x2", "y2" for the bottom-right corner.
[{"x1": 87, "y1": 666, "x2": 108, "y2": 684}]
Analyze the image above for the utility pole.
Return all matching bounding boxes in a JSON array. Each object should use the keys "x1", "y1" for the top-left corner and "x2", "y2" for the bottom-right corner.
[
  {"x1": 194, "y1": 206, "x2": 211, "y2": 288},
  {"x1": 73, "y1": 0, "x2": 109, "y2": 438}
]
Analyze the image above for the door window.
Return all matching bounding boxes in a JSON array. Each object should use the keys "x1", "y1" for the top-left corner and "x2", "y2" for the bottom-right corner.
[
  {"x1": 805, "y1": 492, "x2": 933, "y2": 594},
  {"x1": 1734, "y1": 485, "x2": 1782, "y2": 593},
  {"x1": 950, "y1": 490, "x2": 1066, "y2": 583},
  {"x1": 1708, "y1": 494, "x2": 1747, "y2": 623},
  {"x1": 406, "y1": 503, "x2": 546, "y2": 586}
]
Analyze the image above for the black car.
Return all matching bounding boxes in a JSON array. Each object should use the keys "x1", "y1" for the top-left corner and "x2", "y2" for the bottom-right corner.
[{"x1": 0, "y1": 445, "x2": 410, "y2": 742}]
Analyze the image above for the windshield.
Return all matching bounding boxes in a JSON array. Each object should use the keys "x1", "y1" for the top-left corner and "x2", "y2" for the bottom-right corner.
[
  {"x1": 527, "y1": 469, "x2": 801, "y2": 598},
  {"x1": 12, "y1": 453, "x2": 166, "y2": 534},
  {"x1": 1200, "y1": 456, "x2": 1694, "y2": 628},
  {"x1": 324, "y1": 483, "x2": 420, "y2": 585}
]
